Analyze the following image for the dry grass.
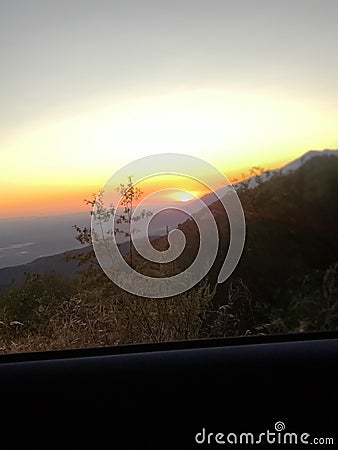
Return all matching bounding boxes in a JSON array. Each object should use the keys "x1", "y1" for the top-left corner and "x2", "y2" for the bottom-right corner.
[{"x1": 0, "y1": 277, "x2": 215, "y2": 355}]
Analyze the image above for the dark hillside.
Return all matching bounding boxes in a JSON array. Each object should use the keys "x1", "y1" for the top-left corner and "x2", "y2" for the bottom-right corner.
[{"x1": 177, "y1": 155, "x2": 338, "y2": 332}]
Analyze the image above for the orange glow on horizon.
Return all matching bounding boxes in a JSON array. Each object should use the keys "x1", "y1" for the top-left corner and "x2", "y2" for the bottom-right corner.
[
  {"x1": 2, "y1": 86, "x2": 337, "y2": 219},
  {"x1": 1, "y1": 185, "x2": 99, "y2": 219},
  {"x1": 133, "y1": 174, "x2": 213, "y2": 206},
  {"x1": 0, "y1": 86, "x2": 337, "y2": 221},
  {"x1": 0, "y1": 152, "x2": 322, "y2": 219},
  {"x1": 1, "y1": 171, "x2": 220, "y2": 218},
  {"x1": 4, "y1": 150, "x2": 329, "y2": 218}
]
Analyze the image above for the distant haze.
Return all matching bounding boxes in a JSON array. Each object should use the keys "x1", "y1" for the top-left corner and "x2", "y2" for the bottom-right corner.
[
  {"x1": 0, "y1": 213, "x2": 89, "y2": 268},
  {"x1": 0, "y1": 208, "x2": 188, "y2": 268}
]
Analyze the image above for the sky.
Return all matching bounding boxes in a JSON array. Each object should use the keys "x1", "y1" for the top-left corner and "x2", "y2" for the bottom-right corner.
[{"x1": 1, "y1": 0, "x2": 338, "y2": 218}]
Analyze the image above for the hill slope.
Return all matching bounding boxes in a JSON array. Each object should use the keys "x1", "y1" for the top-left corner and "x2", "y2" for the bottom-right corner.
[{"x1": 178, "y1": 154, "x2": 338, "y2": 315}]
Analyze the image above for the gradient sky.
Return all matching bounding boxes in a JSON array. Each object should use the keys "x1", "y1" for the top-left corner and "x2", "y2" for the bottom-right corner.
[{"x1": 1, "y1": 0, "x2": 338, "y2": 217}]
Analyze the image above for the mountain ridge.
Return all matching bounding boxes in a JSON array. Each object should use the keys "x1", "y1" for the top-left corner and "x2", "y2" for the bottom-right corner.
[{"x1": 196, "y1": 148, "x2": 338, "y2": 206}]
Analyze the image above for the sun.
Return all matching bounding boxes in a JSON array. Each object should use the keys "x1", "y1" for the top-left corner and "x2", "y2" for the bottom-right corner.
[
  {"x1": 174, "y1": 191, "x2": 195, "y2": 202},
  {"x1": 164, "y1": 188, "x2": 204, "y2": 204}
]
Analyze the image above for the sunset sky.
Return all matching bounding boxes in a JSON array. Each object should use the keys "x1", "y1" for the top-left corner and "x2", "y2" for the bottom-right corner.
[{"x1": 1, "y1": 0, "x2": 338, "y2": 218}]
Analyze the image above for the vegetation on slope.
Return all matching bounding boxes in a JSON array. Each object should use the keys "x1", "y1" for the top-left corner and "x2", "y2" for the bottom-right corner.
[{"x1": 0, "y1": 155, "x2": 337, "y2": 353}]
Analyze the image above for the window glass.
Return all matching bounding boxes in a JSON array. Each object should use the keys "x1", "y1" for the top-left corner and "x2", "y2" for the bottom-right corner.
[{"x1": 1, "y1": 1, "x2": 337, "y2": 354}]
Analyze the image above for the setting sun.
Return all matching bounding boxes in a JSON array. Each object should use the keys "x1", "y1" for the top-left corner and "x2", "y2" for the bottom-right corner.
[{"x1": 171, "y1": 191, "x2": 196, "y2": 203}]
